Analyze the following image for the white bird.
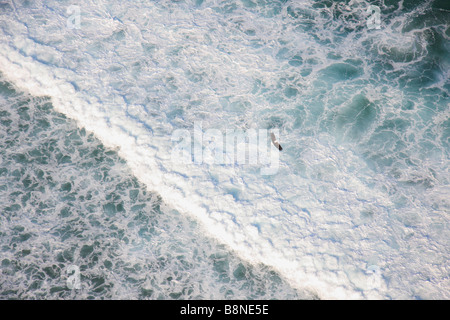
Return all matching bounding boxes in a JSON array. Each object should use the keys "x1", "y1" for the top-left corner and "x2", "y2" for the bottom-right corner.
[{"x1": 270, "y1": 132, "x2": 282, "y2": 151}]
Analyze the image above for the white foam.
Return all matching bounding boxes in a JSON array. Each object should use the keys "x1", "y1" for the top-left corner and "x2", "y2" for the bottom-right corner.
[{"x1": 1, "y1": 0, "x2": 448, "y2": 299}]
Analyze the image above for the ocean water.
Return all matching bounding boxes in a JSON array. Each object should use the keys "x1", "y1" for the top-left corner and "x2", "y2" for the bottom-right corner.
[{"x1": 0, "y1": 0, "x2": 448, "y2": 299}]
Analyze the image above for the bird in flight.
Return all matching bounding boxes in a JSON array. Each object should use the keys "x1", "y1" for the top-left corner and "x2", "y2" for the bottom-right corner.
[{"x1": 270, "y1": 132, "x2": 282, "y2": 151}]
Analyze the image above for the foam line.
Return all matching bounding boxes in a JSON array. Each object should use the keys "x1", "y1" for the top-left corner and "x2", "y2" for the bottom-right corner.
[{"x1": 1, "y1": 0, "x2": 448, "y2": 299}]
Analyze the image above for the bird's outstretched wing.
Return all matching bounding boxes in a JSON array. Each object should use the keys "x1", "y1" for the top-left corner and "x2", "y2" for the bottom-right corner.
[{"x1": 270, "y1": 132, "x2": 282, "y2": 151}]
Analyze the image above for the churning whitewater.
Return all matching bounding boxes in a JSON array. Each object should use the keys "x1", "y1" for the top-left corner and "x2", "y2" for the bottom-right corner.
[{"x1": 0, "y1": 0, "x2": 449, "y2": 299}]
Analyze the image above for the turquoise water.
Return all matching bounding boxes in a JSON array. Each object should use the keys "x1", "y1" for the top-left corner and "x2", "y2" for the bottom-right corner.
[
  {"x1": 0, "y1": 0, "x2": 449, "y2": 299},
  {"x1": 0, "y1": 78, "x2": 304, "y2": 299}
]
